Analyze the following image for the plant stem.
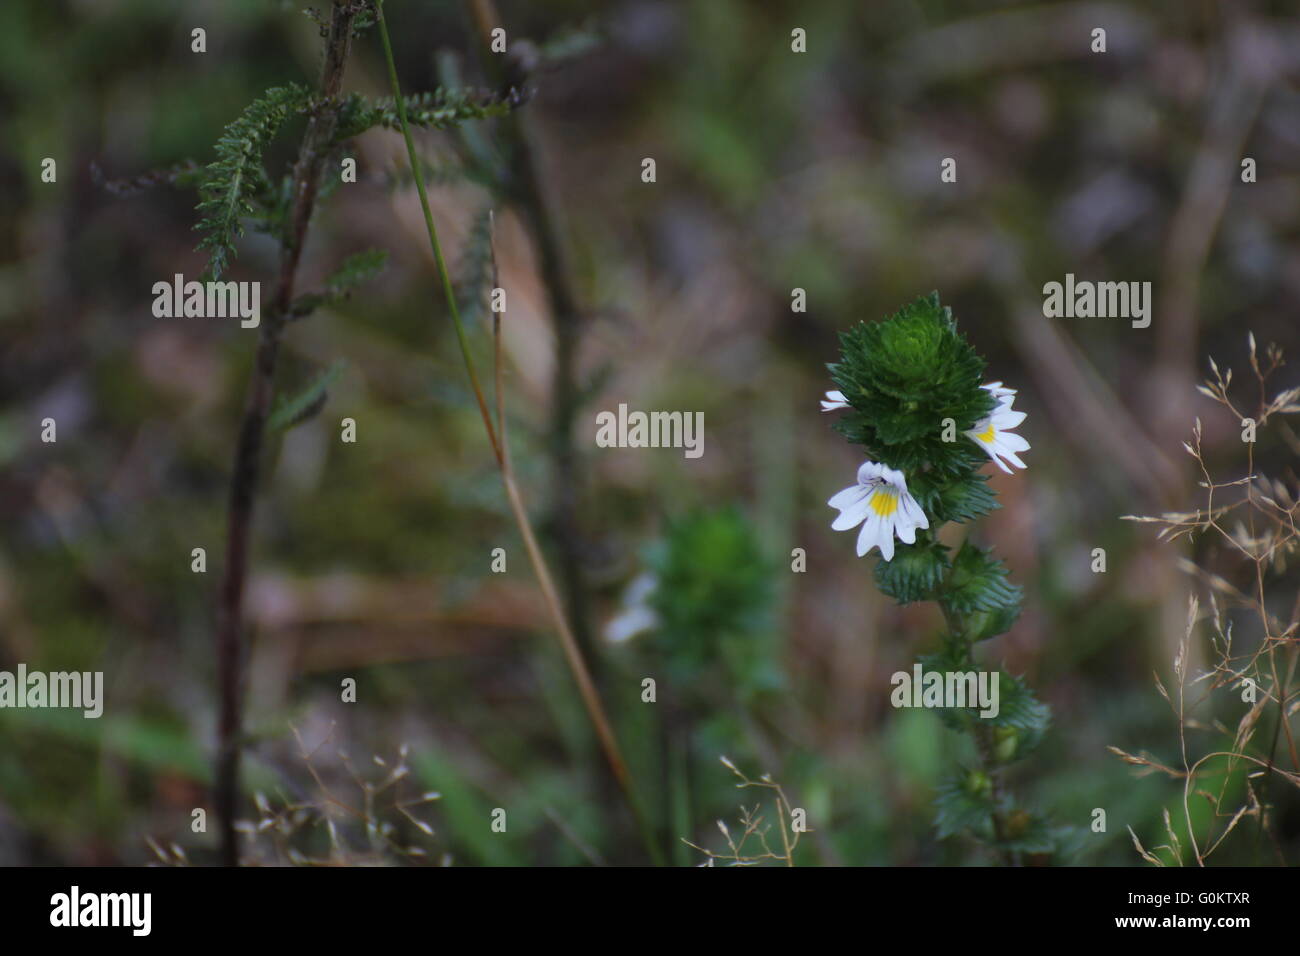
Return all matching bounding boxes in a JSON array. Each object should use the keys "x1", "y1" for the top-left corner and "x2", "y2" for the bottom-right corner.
[
  {"x1": 374, "y1": 3, "x2": 500, "y2": 465},
  {"x1": 214, "y1": 0, "x2": 359, "y2": 867},
  {"x1": 374, "y1": 0, "x2": 661, "y2": 864},
  {"x1": 466, "y1": 0, "x2": 597, "y2": 676},
  {"x1": 940, "y1": 573, "x2": 1015, "y2": 865}
]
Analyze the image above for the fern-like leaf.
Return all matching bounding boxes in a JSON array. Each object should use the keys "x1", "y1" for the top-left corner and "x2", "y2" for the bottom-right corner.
[
  {"x1": 332, "y1": 88, "x2": 519, "y2": 144},
  {"x1": 194, "y1": 84, "x2": 312, "y2": 280},
  {"x1": 268, "y1": 360, "x2": 346, "y2": 433},
  {"x1": 290, "y1": 249, "x2": 389, "y2": 319}
]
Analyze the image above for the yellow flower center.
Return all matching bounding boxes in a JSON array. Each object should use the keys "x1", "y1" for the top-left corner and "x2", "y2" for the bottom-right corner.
[
  {"x1": 977, "y1": 424, "x2": 996, "y2": 444},
  {"x1": 870, "y1": 490, "x2": 899, "y2": 517}
]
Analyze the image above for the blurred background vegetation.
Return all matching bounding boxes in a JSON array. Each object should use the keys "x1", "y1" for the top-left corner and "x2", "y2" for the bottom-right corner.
[{"x1": 1, "y1": 0, "x2": 1298, "y2": 865}]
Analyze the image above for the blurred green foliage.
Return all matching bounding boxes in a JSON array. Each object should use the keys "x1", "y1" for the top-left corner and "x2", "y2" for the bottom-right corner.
[{"x1": 0, "y1": 0, "x2": 1296, "y2": 866}]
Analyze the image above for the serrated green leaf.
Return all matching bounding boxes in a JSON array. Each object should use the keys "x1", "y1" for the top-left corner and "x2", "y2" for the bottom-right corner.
[
  {"x1": 985, "y1": 671, "x2": 1051, "y2": 736},
  {"x1": 268, "y1": 360, "x2": 346, "y2": 433},
  {"x1": 874, "y1": 539, "x2": 950, "y2": 604},
  {"x1": 997, "y1": 812, "x2": 1075, "y2": 857},
  {"x1": 935, "y1": 473, "x2": 999, "y2": 524},
  {"x1": 963, "y1": 604, "x2": 1021, "y2": 642},
  {"x1": 906, "y1": 469, "x2": 1000, "y2": 526},
  {"x1": 916, "y1": 648, "x2": 977, "y2": 732},
  {"x1": 934, "y1": 775, "x2": 995, "y2": 840},
  {"x1": 941, "y1": 540, "x2": 1022, "y2": 616}
]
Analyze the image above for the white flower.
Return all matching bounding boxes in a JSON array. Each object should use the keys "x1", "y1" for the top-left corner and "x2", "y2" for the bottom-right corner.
[
  {"x1": 966, "y1": 382, "x2": 1029, "y2": 474},
  {"x1": 821, "y1": 389, "x2": 850, "y2": 412},
  {"x1": 982, "y1": 381, "x2": 1016, "y2": 404},
  {"x1": 604, "y1": 572, "x2": 659, "y2": 644},
  {"x1": 828, "y1": 461, "x2": 929, "y2": 561}
]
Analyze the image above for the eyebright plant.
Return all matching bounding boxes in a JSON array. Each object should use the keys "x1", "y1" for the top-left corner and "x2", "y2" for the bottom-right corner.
[
  {"x1": 610, "y1": 510, "x2": 780, "y2": 863},
  {"x1": 642, "y1": 508, "x2": 780, "y2": 696},
  {"x1": 824, "y1": 292, "x2": 1070, "y2": 864}
]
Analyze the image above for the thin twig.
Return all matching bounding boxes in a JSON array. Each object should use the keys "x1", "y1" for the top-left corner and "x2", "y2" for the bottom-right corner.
[
  {"x1": 467, "y1": 0, "x2": 596, "y2": 660},
  {"x1": 374, "y1": 0, "x2": 660, "y2": 864},
  {"x1": 214, "y1": 0, "x2": 360, "y2": 867}
]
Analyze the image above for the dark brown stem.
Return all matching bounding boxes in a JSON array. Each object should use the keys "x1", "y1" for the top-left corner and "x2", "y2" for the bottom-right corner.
[{"x1": 214, "y1": 0, "x2": 359, "y2": 867}]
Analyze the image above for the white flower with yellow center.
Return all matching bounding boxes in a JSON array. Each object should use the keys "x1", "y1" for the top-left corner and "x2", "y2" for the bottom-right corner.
[
  {"x1": 821, "y1": 389, "x2": 850, "y2": 411},
  {"x1": 828, "y1": 461, "x2": 929, "y2": 561},
  {"x1": 965, "y1": 382, "x2": 1029, "y2": 474}
]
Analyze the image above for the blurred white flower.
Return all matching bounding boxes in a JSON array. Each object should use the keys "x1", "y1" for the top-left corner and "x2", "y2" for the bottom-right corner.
[
  {"x1": 821, "y1": 389, "x2": 850, "y2": 411},
  {"x1": 828, "y1": 461, "x2": 929, "y2": 561},
  {"x1": 604, "y1": 572, "x2": 660, "y2": 643},
  {"x1": 966, "y1": 382, "x2": 1029, "y2": 474}
]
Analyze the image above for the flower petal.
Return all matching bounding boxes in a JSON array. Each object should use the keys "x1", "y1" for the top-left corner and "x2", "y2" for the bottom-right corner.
[
  {"x1": 992, "y1": 407, "x2": 1026, "y2": 429},
  {"x1": 856, "y1": 460, "x2": 885, "y2": 485},
  {"x1": 904, "y1": 494, "x2": 930, "y2": 529},
  {"x1": 828, "y1": 483, "x2": 867, "y2": 510},
  {"x1": 821, "y1": 390, "x2": 849, "y2": 411},
  {"x1": 996, "y1": 447, "x2": 1027, "y2": 470},
  {"x1": 877, "y1": 520, "x2": 896, "y2": 561},
  {"x1": 896, "y1": 515, "x2": 918, "y2": 545},
  {"x1": 987, "y1": 450, "x2": 1014, "y2": 474},
  {"x1": 881, "y1": 464, "x2": 907, "y2": 490},
  {"x1": 856, "y1": 511, "x2": 884, "y2": 557},
  {"x1": 832, "y1": 497, "x2": 871, "y2": 530},
  {"x1": 998, "y1": 432, "x2": 1030, "y2": 453}
]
